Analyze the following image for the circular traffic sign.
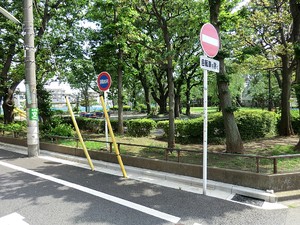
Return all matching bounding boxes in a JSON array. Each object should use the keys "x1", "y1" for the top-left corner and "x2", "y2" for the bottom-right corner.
[
  {"x1": 200, "y1": 23, "x2": 220, "y2": 58},
  {"x1": 97, "y1": 72, "x2": 111, "y2": 92}
]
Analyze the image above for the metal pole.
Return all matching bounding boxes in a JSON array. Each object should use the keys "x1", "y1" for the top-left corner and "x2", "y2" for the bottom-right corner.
[
  {"x1": 203, "y1": 69, "x2": 208, "y2": 195},
  {"x1": 24, "y1": 0, "x2": 39, "y2": 157},
  {"x1": 104, "y1": 91, "x2": 109, "y2": 150}
]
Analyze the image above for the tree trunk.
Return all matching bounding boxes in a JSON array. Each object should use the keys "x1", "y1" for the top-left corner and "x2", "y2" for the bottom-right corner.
[
  {"x1": 167, "y1": 55, "x2": 175, "y2": 149},
  {"x1": 174, "y1": 92, "x2": 180, "y2": 118},
  {"x1": 279, "y1": 55, "x2": 294, "y2": 136},
  {"x1": 151, "y1": 87, "x2": 168, "y2": 114},
  {"x1": 209, "y1": 0, "x2": 244, "y2": 153},
  {"x1": 2, "y1": 88, "x2": 14, "y2": 124},
  {"x1": 217, "y1": 59, "x2": 244, "y2": 153},
  {"x1": 185, "y1": 78, "x2": 191, "y2": 116},
  {"x1": 174, "y1": 80, "x2": 182, "y2": 118}
]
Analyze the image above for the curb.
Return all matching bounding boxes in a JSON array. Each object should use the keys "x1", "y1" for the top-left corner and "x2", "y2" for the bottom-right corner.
[
  {"x1": 39, "y1": 147, "x2": 278, "y2": 203},
  {"x1": 0, "y1": 142, "x2": 282, "y2": 203},
  {"x1": 275, "y1": 190, "x2": 300, "y2": 201}
]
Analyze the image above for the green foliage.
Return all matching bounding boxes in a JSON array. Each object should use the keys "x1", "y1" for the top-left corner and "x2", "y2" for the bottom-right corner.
[
  {"x1": 37, "y1": 83, "x2": 54, "y2": 123},
  {"x1": 123, "y1": 105, "x2": 131, "y2": 111},
  {"x1": 157, "y1": 110, "x2": 277, "y2": 142},
  {"x1": 40, "y1": 116, "x2": 74, "y2": 137},
  {"x1": 5, "y1": 122, "x2": 26, "y2": 133},
  {"x1": 149, "y1": 107, "x2": 159, "y2": 116},
  {"x1": 49, "y1": 123, "x2": 75, "y2": 137},
  {"x1": 72, "y1": 117, "x2": 102, "y2": 133},
  {"x1": 235, "y1": 110, "x2": 278, "y2": 140},
  {"x1": 127, "y1": 119, "x2": 156, "y2": 137},
  {"x1": 0, "y1": 121, "x2": 26, "y2": 137},
  {"x1": 291, "y1": 110, "x2": 300, "y2": 134},
  {"x1": 52, "y1": 110, "x2": 65, "y2": 115},
  {"x1": 135, "y1": 104, "x2": 147, "y2": 113},
  {"x1": 294, "y1": 42, "x2": 300, "y2": 59}
]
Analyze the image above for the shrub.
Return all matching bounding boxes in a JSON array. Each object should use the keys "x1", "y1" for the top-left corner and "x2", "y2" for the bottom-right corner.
[
  {"x1": 123, "y1": 105, "x2": 131, "y2": 111},
  {"x1": 127, "y1": 119, "x2": 156, "y2": 137},
  {"x1": 157, "y1": 110, "x2": 277, "y2": 142},
  {"x1": 74, "y1": 117, "x2": 102, "y2": 133},
  {"x1": 157, "y1": 120, "x2": 169, "y2": 134},
  {"x1": 50, "y1": 123, "x2": 75, "y2": 137},
  {"x1": 6, "y1": 122, "x2": 26, "y2": 137},
  {"x1": 52, "y1": 109, "x2": 65, "y2": 115},
  {"x1": 235, "y1": 110, "x2": 277, "y2": 140},
  {"x1": 136, "y1": 104, "x2": 147, "y2": 113}
]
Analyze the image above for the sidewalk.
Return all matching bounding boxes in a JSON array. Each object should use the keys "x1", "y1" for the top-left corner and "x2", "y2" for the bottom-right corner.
[{"x1": 0, "y1": 142, "x2": 290, "y2": 210}]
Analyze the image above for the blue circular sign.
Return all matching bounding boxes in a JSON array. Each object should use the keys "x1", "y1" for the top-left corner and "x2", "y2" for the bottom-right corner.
[{"x1": 97, "y1": 72, "x2": 111, "y2": 91}]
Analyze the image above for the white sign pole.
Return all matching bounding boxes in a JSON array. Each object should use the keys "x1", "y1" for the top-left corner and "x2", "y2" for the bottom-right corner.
[
  {"x1": 200, "y1": 23, "x2": 219, "y2": 196},
  {"x1": 104, "y1": 91, "x2": 109, "y2": 150},
  {"x1": 203, "y1": 68, "x2": 208, "y2": 195}
]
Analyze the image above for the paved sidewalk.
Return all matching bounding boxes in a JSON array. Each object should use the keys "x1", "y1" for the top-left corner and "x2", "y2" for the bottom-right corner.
[{"x1": 0, "y1": 142, "x2": 288, "y2": 210}]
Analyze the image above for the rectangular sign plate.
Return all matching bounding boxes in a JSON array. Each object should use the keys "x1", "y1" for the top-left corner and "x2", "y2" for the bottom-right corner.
[
  {"x1": 29, "y1": 108, "x2": 39, "y2": 121},
  {"x1": 200, "y1": 56, "x2": 220, "y2": 72}
]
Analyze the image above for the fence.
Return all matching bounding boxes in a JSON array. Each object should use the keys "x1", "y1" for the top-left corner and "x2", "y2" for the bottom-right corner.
[{"x1": 48, "y1": 135, "x2": 300, "y2": 174}]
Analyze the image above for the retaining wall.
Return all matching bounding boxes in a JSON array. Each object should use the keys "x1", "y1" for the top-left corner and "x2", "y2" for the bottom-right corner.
[{"x1": 0, "y1": 136, "x2": 299, "y2": 192}]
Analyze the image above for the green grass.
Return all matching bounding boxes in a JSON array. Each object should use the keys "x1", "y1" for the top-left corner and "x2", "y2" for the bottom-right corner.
[{"x1": 50, "y1": 135, "x2": 300, "y2": 174}]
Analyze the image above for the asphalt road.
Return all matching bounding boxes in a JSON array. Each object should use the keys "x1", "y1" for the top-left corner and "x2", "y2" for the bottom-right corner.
[{"x1": 0, "y1": 149, "x2": 297, "y2": 225}]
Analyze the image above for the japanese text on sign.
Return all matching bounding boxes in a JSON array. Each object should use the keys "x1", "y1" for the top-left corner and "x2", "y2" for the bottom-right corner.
[{"x1": 200, "y1": 56, "x2": 220, "y2": 73}]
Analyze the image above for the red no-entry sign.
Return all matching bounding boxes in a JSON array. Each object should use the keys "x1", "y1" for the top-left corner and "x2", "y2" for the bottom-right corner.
[
  {"x1": 97, "y1": 72, "x2": 111, "y2": 92},
  {"x1": 200, "y1": 23, "x2": 220, "y2": 58}
]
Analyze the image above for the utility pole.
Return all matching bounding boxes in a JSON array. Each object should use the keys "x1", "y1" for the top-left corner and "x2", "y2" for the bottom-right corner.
[{"x1": 24, "y1": 0, "x2": 40, "y2": 156}]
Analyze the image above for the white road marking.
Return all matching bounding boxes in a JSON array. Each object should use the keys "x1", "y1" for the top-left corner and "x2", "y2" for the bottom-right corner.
[
  {"x1": 0, "y1": 161, "x2": 181, "y2": 224},
  {"x1": 202, "y1": 34, "x2": 219, "y2": 47},
  {"x1": 0, "y1": 212, "x2": 29, "y2": 225}
]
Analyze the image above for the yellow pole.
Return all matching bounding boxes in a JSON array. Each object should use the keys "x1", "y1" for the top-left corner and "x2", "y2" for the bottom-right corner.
[
  {"x1": 100, "y1": 95, "x2": 127, "y2": 178},
  {"x1": 65, "y1": 96, "x2": 95, "y2": 171}
]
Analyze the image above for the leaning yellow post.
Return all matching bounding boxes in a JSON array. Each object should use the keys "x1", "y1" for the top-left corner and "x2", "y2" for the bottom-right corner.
[
  {"x1": 100, "y1": 95, "x2": 127, "y2": 178},
  {"x1": 65, "y1": 96, "x2": 95, "y2": 171}
]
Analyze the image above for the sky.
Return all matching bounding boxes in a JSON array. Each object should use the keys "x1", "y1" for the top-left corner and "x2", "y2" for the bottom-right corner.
[{"x1": 17, "y1": 80, "x2": 76, "y2": 93}]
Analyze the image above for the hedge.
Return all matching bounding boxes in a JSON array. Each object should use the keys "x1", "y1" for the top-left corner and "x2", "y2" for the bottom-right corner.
[
  {"x1": 127, "y1": 118, "x2": 156, "y2": 137},
  {"x1": 157, "y1": 110, "x2": 278, "y2": 142},
  {"x1": 235, "y1": 110, "x2": 277, "y2": 140}
]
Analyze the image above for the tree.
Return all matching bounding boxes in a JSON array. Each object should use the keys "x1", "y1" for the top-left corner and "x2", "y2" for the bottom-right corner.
[
  {"x1": 289, "y1": 0, "x2": 300, "y2": 150},
  {"x1": 208, "y1": 0, "x2": 245, "y2": 153},
  {"x1": 0, "y1": 1, "x2": 24, "y2": 124},
  {"x1": 0, "y1": 0, "x2": 90, "y2": 124},
  {"x1": 88, "y1": 0, "x2": 138, "y2": 134},
  {"x1": 239, "y1": 0, "x2": 294, "y2": 136}
]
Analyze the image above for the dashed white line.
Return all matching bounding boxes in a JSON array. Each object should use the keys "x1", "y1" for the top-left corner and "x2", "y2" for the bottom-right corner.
[
  {"x1": 0, "y1": 212, "x2": 29, "y2": 225},
  {"x1": 0, "y1": 161, "x2": 181, "y2": 224}
]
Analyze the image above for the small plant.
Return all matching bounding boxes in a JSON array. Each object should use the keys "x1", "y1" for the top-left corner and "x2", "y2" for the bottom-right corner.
[
  {"x1": 50, "y1": 123, "x2": 75, "y2": 137},
  {"x1": 5, "y1": 122, "x2": 26, "y2": 138}
]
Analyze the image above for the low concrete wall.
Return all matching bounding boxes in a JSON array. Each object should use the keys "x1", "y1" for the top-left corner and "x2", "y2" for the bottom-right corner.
[{"x1": 1, "y1": 136, "x2": 299, "y2": 192}]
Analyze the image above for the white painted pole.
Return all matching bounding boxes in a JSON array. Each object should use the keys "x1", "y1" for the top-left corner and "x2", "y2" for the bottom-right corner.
[
  {"x1": 203, "y1": 68, "x2": 208, "y2": 195},
  {"x1": 104, "y1": 91, "x2": 109, "y2": 150}
]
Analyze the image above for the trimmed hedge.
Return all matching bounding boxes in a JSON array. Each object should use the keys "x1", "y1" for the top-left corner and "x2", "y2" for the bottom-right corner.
[
  {"x1": 235, "y1": 110, "x2": 277, "y2": 140},
  {"x1": 127, "y1": 119, "x2": 156, "y2": 137},
  {"x1": 157, "y1": 110, "x2": 278, "y2": 142},
  {"x1": 63, "y1": 116, "x2": 123, "y2": 133}
]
